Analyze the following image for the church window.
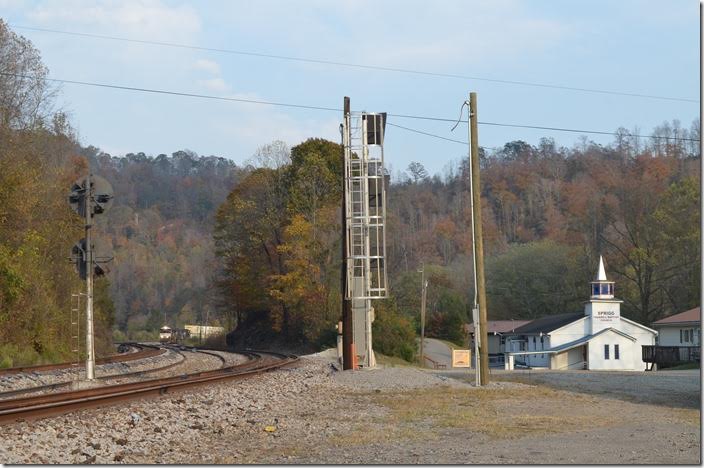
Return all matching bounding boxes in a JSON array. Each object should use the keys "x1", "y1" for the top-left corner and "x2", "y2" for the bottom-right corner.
[
  {"x1": 604, "y1": 344, "x2": 610, "y2": 360},
  {"x1": 614, "y1": 344, "x2": 620, "y2": 360}
]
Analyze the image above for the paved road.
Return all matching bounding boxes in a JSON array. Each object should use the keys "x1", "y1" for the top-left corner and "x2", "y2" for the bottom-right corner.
[{"x1": 420, "y1": 338, "x2": 452, "y2": 368}]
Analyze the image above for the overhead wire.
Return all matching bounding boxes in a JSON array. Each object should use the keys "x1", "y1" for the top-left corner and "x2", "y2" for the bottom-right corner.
[
  {"x1": 0, "y1": 71, "x2": 698, "y2": 143},
  {"x1": 10, "y1": 24, "x2": 699, "y2": 104},
  {"x1": 386, "y1": 122, "x2": 466, "y2": 145}
]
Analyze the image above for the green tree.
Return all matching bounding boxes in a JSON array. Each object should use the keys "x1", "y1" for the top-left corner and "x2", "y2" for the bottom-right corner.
[{"x1": 486, "y1": 241, "x2": 589, "y2": 319}]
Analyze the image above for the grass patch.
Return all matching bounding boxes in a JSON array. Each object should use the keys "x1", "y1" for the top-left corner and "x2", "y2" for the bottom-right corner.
[
  {"x1": 661, "y1": 362, "x2": 700, "y2": 371},
  {"x1": 367, "y1": 385, "x2": 611, "y2": 439},
  {"x1": 376, "y1": 353, "x2": 416, "y2": 368},
  {"x1": 669, "y1": 408, "x2": 701, "y2": 426}
]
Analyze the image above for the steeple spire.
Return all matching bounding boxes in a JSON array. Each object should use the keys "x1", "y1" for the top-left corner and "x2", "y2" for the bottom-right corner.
[
  {"x1": 590, "y1": 255, "x2": 614, "y2": 299},
  {"x1": 596, "y1": 255, "x2": 607, "y2": 281}
]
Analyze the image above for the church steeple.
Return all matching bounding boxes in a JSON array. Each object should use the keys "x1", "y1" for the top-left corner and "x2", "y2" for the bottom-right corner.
[{"x1": 590, "y1": 255, "x2": 615, "y2": 299}]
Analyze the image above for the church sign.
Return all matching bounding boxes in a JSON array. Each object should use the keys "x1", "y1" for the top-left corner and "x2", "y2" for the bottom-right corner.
[{"x1": 594, "y1": 309, "x2": 619, "y2": 323}]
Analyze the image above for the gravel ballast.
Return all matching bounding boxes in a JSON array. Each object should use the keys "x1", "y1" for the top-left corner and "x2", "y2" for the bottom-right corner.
[{"x1": 0, "y1": 350, "x2": 699, "y2": 464}]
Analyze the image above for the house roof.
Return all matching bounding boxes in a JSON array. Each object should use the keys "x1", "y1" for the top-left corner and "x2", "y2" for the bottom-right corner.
[
  {"x1": 549, "y1": 327, "x2": 635, "y2": 353},
  {"x1": 512, "y1": 312, "x2": 584, "y2": 335},
  {"x1": 507, "y1": 327, "x2": 636, "y2": 356},
  {"x1": 464, "y1": 320, "x2": 531, "y2": 335},
  {"x1": 652, "y1": 307, "x2": 701, "y2": 325}
]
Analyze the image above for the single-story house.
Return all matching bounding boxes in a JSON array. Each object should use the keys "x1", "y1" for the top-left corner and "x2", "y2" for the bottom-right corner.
[{"x1": 652, "y1": 307, "x2": 701, "y2": 347}]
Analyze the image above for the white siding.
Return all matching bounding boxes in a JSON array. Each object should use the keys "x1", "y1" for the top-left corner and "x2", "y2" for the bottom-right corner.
[
  {"x1": 548, "y1": 317, "x2": 589, "y2": 348},
  {"x1": 619, "y1": 318, "x2": 657, "y2": 370},
  {"x1": 587, "y1": 330, "x2": 636, "y2": 370},
  {"x1": 586, "y1": 301, "x2": 621, "y2": 334},
  {"x1": 522, "y1": 334, "x2": 549, "y2": 367},
  {"x1": 655, "y1": 325, "x2": 700, "y2": 346}
]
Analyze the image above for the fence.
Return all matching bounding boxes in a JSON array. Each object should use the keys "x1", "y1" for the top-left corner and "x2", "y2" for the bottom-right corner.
[{"x1": 642, "y1": 345, "x2": 700, "y2": 367}]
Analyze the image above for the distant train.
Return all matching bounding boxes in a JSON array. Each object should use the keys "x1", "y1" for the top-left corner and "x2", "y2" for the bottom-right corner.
[{"x1": 159, "y1": 326, "x2": 191, "y2": 344}]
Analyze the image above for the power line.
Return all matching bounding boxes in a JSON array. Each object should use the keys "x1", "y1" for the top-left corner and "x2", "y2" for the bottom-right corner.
[
  {"x1": 387, "y1": 122, "x2": 507, "y2": 150},
  {"x1": 0, "y1": 71, "x2": 697, "y2": 143},
  {"x1": 386, "y1": 122, "x2": 466, "y2": 145},
  {"x1": 386, "y1": 111, "x2": 699, "y2": 142},
  {"x1": 11, "y1": 24, "x2": 699, "y2": 104},
  {"x1": 4, "y1": 73, "x2": 341, "y2": 113}
]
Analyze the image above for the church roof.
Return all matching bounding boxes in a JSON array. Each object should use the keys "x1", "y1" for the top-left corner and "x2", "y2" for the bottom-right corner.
[
  {"x1": 511, "y1": 312, "x2": 583, "y2": 335},
  {"x1": 464, "y1": 320, "x2": 531, "y2": 334},
  {"x1": 506, "y1": 327, "x2": 636, "y2": 356},
  {"x1": 548, "y1": 327, "x2": 636, "y2": 353}
]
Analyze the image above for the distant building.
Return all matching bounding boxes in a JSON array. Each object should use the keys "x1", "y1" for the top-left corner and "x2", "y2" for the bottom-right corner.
[
  {"x1": 504, "y1": 256, "x2": 658, "y2": 371},
  {"x1": 652, "y1": 307, "x2": 701, "y2": 347},
  {"x1": 465, "y1": 320, "x2": 530, "y2": 358},
  {"x1": 505, "y1": 312, "x2": 584, "y2": 368}
]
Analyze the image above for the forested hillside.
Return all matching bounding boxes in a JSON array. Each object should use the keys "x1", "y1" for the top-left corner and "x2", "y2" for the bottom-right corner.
[
  {"x1": 83, "y1": 148, "x2": 244, "y2": 341},
  {"x1": 215, "y1": 128, "x2": 700, "y2": 353},
  {"x1": 0, "y1": 21, "x2": 114, "y2": 366},
  {"x1": 0, "y1": 21, "x2": 699, "y2": 365},
  {"x1": 388, "y1": 130, "x2": 700, "y2": 337}
]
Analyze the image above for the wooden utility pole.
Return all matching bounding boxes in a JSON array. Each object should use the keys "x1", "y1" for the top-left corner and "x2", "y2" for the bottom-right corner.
[
  {"x1": 469, "y1": 92, "x2": 490, "y2": 385},
  {"x1": 341, "y1": 96, "x2": 355, "y2": 370}
]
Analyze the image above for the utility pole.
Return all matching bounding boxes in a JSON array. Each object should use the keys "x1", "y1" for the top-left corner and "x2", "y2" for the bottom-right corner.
[
  {"x1": 341, "y1": 96, "x2": 355, "y2": 370},
  {"x1": 418, "y1": 263, "x2": 427, "y2": 366},
  {"x1": 469, "y1": 92, "x2": 490, "y2": 385},
  {"x1": 84, "y1": 172, "x2": 96, "y2": 381}
]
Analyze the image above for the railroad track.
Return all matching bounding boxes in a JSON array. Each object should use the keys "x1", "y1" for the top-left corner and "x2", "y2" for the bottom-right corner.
[
  {"x1": 0, "y1": 344, "x2": 227, "y2": 400},
  {"x1": 0, "y1": 343, "x2": 165, "y2": 376},
  {"x1": 0, "y1": 350, "x2": 297, "y2": 425}
]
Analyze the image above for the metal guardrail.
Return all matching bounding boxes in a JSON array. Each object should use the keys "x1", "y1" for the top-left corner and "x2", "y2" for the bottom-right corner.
[{"x1": 423, "y1": 355, "x2": 447, "y2": 369}]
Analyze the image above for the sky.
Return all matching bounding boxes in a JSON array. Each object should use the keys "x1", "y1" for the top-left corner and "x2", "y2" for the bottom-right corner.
[{"x1": 0, "y1": 0, "x2": 699, "y2": 177}]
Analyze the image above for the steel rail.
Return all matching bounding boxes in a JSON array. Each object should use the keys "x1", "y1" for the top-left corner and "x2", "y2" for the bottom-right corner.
[
  {"x1": 0, "y1": 351, "x2": 296, "y2": 425},
  {"x1": 0, "y1": 343, "x2": 165, "y2": 376},
  {"x1": 0, "y1": 345, "x2": 189, "y2": 399},
  {"x1": 0, "y1": 344, "x2": 232, "y2": 399}
]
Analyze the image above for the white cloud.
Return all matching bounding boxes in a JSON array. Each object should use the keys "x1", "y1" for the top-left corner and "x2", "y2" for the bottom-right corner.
[
  {"x1": 192, "y1": 58, "x2": 220, "y2": 75},
  {"x1": 208, "y1": 95, "x2": 340, "y2": 153},
  {"x1": 197, "y1": 77, "x2": 230, "y2": 93},
  {"x1": 216, "y1": 0, "x2": 571, "y2": 70},
  {"x1": 0, "y1": 0, "x2": 25, "y2": 11},
  {"x1": 28, "y1": 0, "x2": 201, "y2": 41}
]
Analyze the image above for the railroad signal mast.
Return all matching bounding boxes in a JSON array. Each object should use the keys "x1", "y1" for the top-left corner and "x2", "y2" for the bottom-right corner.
[
  {"x1": 68, "y1": 171, "x2": 113, "y2": 381},
  {"x1": 341, "y1": 96, "x2": 388, "y2": 369}
]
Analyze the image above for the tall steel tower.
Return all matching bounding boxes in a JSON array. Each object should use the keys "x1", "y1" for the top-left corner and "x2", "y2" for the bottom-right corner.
[{"x1": 342, "y1": 99, "x2": 388, "y2": 368}]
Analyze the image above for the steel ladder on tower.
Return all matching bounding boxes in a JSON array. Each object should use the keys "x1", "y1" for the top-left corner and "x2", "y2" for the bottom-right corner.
[{"x1": 70, "y1": 293, "x2": 82, "y2": 380}]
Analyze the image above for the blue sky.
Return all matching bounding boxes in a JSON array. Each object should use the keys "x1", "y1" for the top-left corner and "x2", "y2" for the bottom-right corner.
[{"x1": 0, "y1": 0, "x2": 699, "y2": 177}]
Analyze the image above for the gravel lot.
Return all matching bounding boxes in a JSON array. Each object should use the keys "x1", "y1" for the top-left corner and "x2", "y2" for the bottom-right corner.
[
  {"x1": 435, "y1": 367, "x2": 701, "y2": 409},
  {"x1": 0, "y1": 350, "x2": 699, "y2": 464},
  {"x1": 486, "y1": 368, "x2": 701, "y2": 409}
]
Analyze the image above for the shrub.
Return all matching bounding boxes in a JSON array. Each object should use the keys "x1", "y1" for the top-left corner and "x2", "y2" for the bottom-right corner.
[{"x1": 372, "y1": 299, "x2": 417, "y2": 362}]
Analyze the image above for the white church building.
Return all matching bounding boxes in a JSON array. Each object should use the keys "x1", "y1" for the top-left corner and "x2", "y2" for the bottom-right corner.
[{"x1": 504, "y1": 257, "x2": 657, "y2": 371}]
